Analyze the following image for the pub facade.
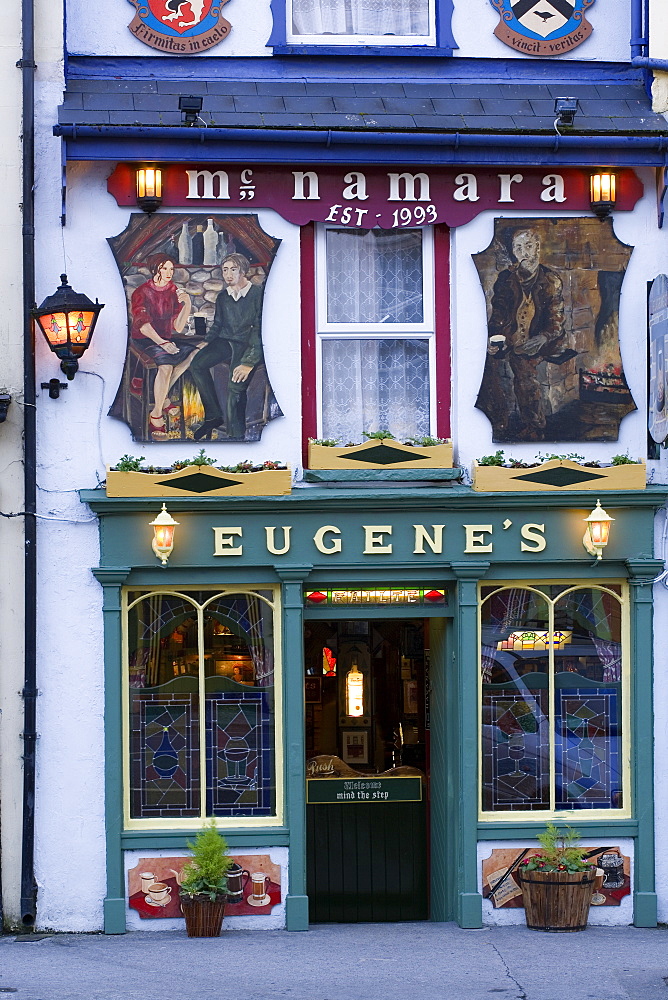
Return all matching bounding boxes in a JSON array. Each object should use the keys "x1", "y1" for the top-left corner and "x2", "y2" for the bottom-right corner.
[{"x1": 12, "y1": 0, "x2": 668, "y2": 932}]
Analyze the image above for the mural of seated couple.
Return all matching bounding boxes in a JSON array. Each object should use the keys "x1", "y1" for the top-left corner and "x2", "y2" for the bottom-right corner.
[{"x1": 108, "y1": 213, "x2": 283, "y2": 443}]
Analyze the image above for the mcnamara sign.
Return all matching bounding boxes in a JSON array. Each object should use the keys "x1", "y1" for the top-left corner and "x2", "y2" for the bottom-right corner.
[{"x1": 107, "y1": 165, "x2": 642, "y2": 229}]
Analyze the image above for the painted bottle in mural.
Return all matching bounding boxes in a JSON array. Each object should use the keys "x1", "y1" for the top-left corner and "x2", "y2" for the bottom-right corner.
[
  {"x1": 217, "y1": 231, "x2": 236, "y2": 263},
  {"x1": 203, "y1": 218, "x2": 218, "y2": 265},
  {"x1": 177, "y1": 222, "x2": 192, "y2": 265},
  {"x1": 191, "y1": 225, "x2": 205, "y2": 266}
]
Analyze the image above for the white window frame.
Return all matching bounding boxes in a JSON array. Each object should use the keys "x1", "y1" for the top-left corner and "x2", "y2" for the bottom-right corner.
[
  {"x1": 286, "y1": 0, "x2": 436, "y2": 45},
  {"x1": 314, "y1": 224, "x2": 436, "y2": 439}
]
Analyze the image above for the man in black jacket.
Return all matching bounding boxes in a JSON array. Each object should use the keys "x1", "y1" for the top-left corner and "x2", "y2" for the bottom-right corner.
[
  {"x1": 191, "y1": 253, "x2": 264, "y2": 440},
  {"x1": 476, "y1": 228, "x2": 566, "y2": 441}
]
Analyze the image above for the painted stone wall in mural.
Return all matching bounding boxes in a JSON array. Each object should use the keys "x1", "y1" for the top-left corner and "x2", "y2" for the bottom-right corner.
[
  {"x1": 109, "y1": 214, "x2": 283, "y2": 443},
  {"x1": 648, "y1": 274, "x2": 668, "y2": 448},
  {"x1": 474, "y1": 218, "x2": 636, "y2": 443}
]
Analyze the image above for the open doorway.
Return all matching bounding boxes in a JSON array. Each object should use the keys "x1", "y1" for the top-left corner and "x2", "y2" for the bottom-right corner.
[{"x1": 304, "y1": 618, "x2": 429, "y2": 922}]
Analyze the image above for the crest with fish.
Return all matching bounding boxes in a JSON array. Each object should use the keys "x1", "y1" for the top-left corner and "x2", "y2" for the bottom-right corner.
[{"x1": 127, "y1": 0, "x2": 232, "y2": 53}]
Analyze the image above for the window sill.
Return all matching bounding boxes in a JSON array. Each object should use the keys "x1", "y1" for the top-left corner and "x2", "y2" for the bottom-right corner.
[
  {"x1": 122, "y1": 828, "x2": 290, "y2": 849},
  {"x1": 478, "y1": 819, "x2": 637, "y2": 839},
  {"x1": 272, "y1": 44, "x2": 453, "y2": 56},
  {"x1": 303, "y1": 468, "x2": 462, "y2": 483}
]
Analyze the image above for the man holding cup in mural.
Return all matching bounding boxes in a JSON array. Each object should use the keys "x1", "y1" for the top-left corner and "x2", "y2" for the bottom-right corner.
[
  {"x1": 190, "y1": 253, "x2": 264, "y2": 441},
  {"x1": 477, "y1": 227, "x2": 566, "y2": 442}
]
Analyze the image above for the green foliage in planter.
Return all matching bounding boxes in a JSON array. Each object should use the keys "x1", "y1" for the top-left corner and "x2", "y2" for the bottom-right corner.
[
  {"x1": 407, "y1": 435, "x2": 449, "y2": 447},
  {"x1": 478, "y1": 450, "x2": 506, "y2": 466},
  {"x1": 363, "y1": 430, "x2": 395, "y2": 440},
  {"x1": 308, "y1": 437, "x2": 339, "y2": 447},
  {"x1": 115, "y1": 454, "x2": 146, "y2": 472},
  {"x1": 180, "y1": 820, "x2": 232, "y2": 901},
  {"x1": 611, "y1": 453, "x2": 642, "y2": 465},
  {"x1": 172, "y1": 449, "x2": 217, "y2": 471},
  {"x1": 519, "y1": 823, "x2": 590, "y2": 874}
]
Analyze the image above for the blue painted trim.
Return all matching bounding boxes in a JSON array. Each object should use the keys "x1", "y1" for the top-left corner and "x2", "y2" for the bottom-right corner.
[
  {"x1": 64, "y1": 54, "x2": 646, "y2": 84},
  {"x1": 633, "y1": 57, "x2": 668, "y2": 71},
  {"x1": 267, "y1": 0, "x2": 455, "y2": 54},
  {"x1": 56, "y1": 126, "x2": 668, "y2": 168},
  {"x1": 272, "y1": 45, "x2": 453, "y2": 56}
]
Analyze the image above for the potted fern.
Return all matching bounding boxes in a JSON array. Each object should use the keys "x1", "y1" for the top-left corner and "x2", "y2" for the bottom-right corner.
[
  {"x1": 179, "y1": 820, "x2": 232, "y2": 937},
  {"x1": 517, "y1": 824, "x2": 595, "y2": 932}
]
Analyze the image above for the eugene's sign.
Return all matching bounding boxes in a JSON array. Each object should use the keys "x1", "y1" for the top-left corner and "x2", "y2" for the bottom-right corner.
[
  {"x1": 211, "y1": 521, "x2": 547, "y2": 557},
  {"x1": 107, "y1": 164, "x2": 643, "y2": 229}
]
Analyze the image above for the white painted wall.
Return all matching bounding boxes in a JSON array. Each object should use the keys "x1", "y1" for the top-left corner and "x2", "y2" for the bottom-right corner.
[
  {"x1": 0, "y1": 0, "x2": 26, "y2": 932},
  {"x1": 478, "y1": 840, "x2": 635, "y2": 925},
  {"x1": 65, "y1": 0, "x2": 629, "y2": 62}
]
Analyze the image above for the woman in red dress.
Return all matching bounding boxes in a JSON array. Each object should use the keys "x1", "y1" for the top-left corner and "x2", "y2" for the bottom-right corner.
[{"x1": 131, "y1": 254, "x2": 197, "y2": 439}]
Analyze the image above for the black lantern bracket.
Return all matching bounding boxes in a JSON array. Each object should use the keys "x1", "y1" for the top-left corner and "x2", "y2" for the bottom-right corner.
[{"x1": 32, "y1": 273, "x2": 104, "y2": 385}]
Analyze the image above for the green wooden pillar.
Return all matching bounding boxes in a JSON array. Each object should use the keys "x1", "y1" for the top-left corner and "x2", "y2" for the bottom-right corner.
[
  {"x1": 92, "y1": 567, "x2": 131, "y2": 935},
  {"x1": 277, "y1": 565, "x2": 312, "y2": 931},
  {"x1": 626, "y1": 557, "x2": 664, "y2": 928},
  {"x1": 450, "y1": 562, "x2": 489, "y2": 929}
]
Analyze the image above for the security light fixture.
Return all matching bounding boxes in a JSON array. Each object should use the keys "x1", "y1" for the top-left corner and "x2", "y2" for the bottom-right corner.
[
  {"x1": 590, "y1": 171, "x2": 617, "y2": 218},
  {"x1": 136, "y1": 166, "x2": 163, "y2": 213},
  {"x1": 554, "y1": 97, "x2": 579, "y2": 128},
  {"x1": 583, "y1": 500, "x2": 615, "y2": 561},
  {"x1": 0, "y1": 390, "x2": 11, "y2": 422},
  {"x1": 179, "y1": 95, "x2": 204, "y2": 126},
  {"x1": 33, "y1": 274, "x2": 104, "y2": 384},
  {"x1": 150, "y1": 504, "x2": 179, "y2": 566}
]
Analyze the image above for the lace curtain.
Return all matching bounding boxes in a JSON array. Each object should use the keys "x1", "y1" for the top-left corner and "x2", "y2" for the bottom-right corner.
[
  {"x1": 292, "y1": 0, "x2": 429, "y2": 35},
  {"x1": 321, "y1": 338, "x2": 430, "y2": 443}
]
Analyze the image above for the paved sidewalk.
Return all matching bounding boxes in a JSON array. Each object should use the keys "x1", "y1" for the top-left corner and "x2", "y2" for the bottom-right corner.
[{"x1": 0, "y1": 924, "x2": 667, "y2": 1000}]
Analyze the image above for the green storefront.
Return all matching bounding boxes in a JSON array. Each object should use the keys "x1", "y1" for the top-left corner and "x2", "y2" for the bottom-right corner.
[{"x1": 82, "y1": 483, "x2": 666, "y2": 932}]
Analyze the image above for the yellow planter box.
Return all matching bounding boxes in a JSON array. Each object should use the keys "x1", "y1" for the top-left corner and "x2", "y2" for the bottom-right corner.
[
  {"x1": 106, "y1": 465, "x2": 292, "y2": 498},
  {"x1": 308, "y1": 439, "x2": 453, "y2": 471},
  {"x1": 472, "y1": 458, "x2": 646, "y2": 493}
]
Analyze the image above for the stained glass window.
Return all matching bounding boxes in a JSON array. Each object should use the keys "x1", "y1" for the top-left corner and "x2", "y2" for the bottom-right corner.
[
  {"x1": 480, "y1": 584, "x2": 626, "y2": 816},
  {"x1": 126, "y1": 589, "x2": 278, "y2": 824}
]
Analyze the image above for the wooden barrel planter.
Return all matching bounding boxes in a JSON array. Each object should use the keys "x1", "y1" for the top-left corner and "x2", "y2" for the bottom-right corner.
[
  {"x1": 180, "y1": 895, "x2": 226, "y2": 937},
  {"x1": 517, "y1": 869, "x2": 595, "y2": 932}
]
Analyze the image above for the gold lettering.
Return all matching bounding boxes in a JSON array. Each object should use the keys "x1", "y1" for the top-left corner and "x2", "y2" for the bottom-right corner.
[
  {"x1": 212, "y1": 526, "x2": 243, "y2": 556},
  {"x1": 363, "y1": 525, "x2": 393, "y2": 554},
  {"x1": 265, "y1": 526, "x2": 292, "y2": 555},
  {"x1": 314, "y1": 525, "x2": 342, "y2": 554},
  {"x1": 413, "y1": 524, "x2": 445, "y2": 554},
  {"x1": 463, "y1": 524, "x2": 493, "y2": 553},
  {"x1": 520, "y1": 523, "x2": 546, "y2": 552}
]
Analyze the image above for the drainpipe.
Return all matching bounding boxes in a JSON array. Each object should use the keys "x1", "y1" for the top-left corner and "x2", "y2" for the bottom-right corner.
[{"x1": 19, "y1": 0, "x2": 38, "y2": 930}]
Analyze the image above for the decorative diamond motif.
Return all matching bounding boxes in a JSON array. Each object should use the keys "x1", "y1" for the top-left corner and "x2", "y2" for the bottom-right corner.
[
  {"x1": 342, "y1": 443, "x2": 430, "y2": 466},
  {"x1": 510, "y1": 467, "x2": 606, "y2": 488},
  {"x1": 155, "y1": 472, "x2": 243, "y2": 493}
]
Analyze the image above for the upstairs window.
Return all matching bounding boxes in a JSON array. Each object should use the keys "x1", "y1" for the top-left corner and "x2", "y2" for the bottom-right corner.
[
  {"x1": 315, "y1": 226, "x2": 435, "y2": 444},
  {"x1": 288, "y1": 0, "x2": 435, "y2": 44}
]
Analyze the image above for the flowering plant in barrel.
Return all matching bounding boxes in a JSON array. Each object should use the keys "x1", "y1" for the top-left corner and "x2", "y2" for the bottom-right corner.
[
  {"x1": 517, "y1": 824, "x2": 595, "y2": 932},
  {"x1": 179, "y1": 820, "x2": 232, "y2": 937}
]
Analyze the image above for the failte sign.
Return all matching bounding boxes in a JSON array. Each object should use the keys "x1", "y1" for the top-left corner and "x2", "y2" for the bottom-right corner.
[{"x1": 107, "y1": 165, "x2": 643, "y2": 229}]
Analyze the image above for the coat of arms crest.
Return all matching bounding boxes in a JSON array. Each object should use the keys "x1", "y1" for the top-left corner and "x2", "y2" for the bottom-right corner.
[
  {"x1": 127, "y1": 0, "x2": 232, "y2": 53},
  {"x1": 490, "y1": 0, "x2": 594, "y2": 55}
]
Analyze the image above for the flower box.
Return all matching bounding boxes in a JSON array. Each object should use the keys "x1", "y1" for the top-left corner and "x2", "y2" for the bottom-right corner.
[
  {"x1": 472, "y1": 458, "x2": 646, "y2": 493},
  {"x1": 105, "y1": 465, "x2": 292, "y2": 498},
  {"x1": 308, "y1": 439, "x2": 453, "y2": 471}
]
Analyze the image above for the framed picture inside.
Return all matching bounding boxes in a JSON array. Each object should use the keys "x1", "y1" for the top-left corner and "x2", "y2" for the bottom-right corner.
[
  {"x1": 341, "y1": 730, "x2": 368, "y2": 765},
  {"x1": 305, "y1": 676, "x2": 322, "y2": 703}
]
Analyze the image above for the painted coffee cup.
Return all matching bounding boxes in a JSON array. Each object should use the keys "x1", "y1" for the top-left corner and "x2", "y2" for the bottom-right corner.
[
  {"x1": 140, "y1": 872, "x2": 156, "y2": 894},
  {"x1": 148, "y1": 882, "x2": 170, "y2": 903},
  {"x1": 250, "y1": 872, "x2": 269, "y2": 899}
]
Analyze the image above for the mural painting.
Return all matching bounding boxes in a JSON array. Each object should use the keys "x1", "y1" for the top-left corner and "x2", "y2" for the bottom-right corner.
[
  {"x1": 474, "y1": 218, "x2": 636, "y2": 443},
  {"x1": 128, "y1": 854, "x2": 281, "y2": 919},
  {"x1": 648, "y1": 274, "x2": 668, "y2": 448},
  {"x1": 482, "y1": 846, "x2": 630, "y2": 908},
  {"x1": 109, "y1": 214, "x2": 283, "y2": 443}
]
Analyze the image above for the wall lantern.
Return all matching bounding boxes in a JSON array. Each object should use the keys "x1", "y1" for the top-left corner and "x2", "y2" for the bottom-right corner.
[
  {"x1": 590, "y1": 172, "x2": 616, "y2": 218},
  {"x1": 582, "y1": 500, "x2": 615, "y2": 561},
  {"x1": 150, "y1": 504, "x2": 179, "y2": 566},
  {"x1": 136, "y1": 167, "x2": 163, "y2": 214},
  {"x1": 345, "y1": 656, "x2": 365, "y2": 718},
  {"x1": 33, "y1": 274, "x2": 104, "y2": 385}
]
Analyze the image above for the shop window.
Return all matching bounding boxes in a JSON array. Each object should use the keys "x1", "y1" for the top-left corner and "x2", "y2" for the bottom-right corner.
[
  {"x1": 287, "y1": 0, "x2": 435, "y2": 44},
  {"x1": 480, "y1": 584, "x2": 627, "y2": 818},
  {"x1": 312, "y1": 225, "x2": 435, "y2": 444},
  {"x1": 125, "y1": 589, "x2": 280, "y2": 827}
]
